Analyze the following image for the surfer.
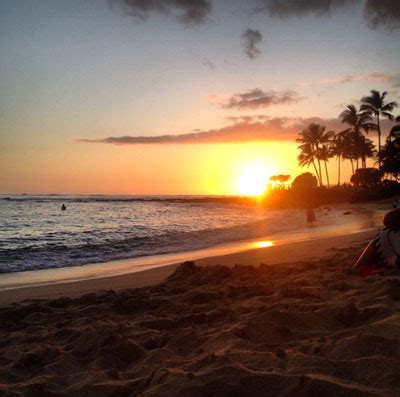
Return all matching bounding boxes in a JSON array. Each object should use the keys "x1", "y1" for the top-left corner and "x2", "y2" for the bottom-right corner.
[{"x1": 61, "y1": 204, "x2": 67, "y2": 211}]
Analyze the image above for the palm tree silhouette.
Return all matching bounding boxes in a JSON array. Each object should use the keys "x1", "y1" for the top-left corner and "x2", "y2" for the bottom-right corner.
[
  {"x1": 352, "y1": 133, "x2": 375, "y2": 169},
  {"x1": 360, "y1": 90, "x2": 398, "y2": 168},
  {"x1": 297, "y1": 143, "x2": 321, "y2": 185},
  {"x1": 341, "y1": 131, "x2": 357, "y2": 176},
  {"x1": 318, "y1": 145, "x2": 332, "y2": 187},
  {"x1": 389, "y1": 116, "x2": 400, "y2": 141},
  {"x1": 339, "y1": 104, "x2": 374, "y2": 135},
  {"x1": 381, "y1": 115, "x2": 400, "y2": 181},
  {"x1": 296, "y1": 123, "x2": 334, "y2": 186},
  {"x1": 331, "y1": 132, "x2": 349, "y2": 185}
]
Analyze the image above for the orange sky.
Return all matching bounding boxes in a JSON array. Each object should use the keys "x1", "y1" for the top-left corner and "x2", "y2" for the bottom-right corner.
[{"x1": 1, "y1": 141, "x2": 361, "y2": 195}]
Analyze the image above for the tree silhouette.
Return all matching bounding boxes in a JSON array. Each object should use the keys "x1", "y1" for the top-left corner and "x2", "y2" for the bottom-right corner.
[
  {"x1": 352, "y1": 133, "x2": 375, "y2": 169},
  {"x1": 297, "y1": 143, "x2": 321, "y2": 185},
  {"x1": 389, "y1": 116, "x2": 400, "y2": 141},
  {"x1": 292, "y1": 172, "x2": 318, "y2": 190},
  {"x1": 269, "y1": 175, "x2": 291, "y2": 189},
  {"x1": 350, "y1": 168, "x2": 383, "y2": 187},
  {"x1": 381, "y1": 118, "x2": 400, "y2": 181},
  {"x1": 339, "y1": 104, "x2": 374, "y2": 136},
  {"x1": 296, "y1": 123, "x2": 334, "y2": 186},
  {"x1": 318, "y1": 145, "x2": 332, "y2": 187},
  {"x1": 331, "y1": 132, "x2": 347, "y2": 185},
  {"x1": 360, "y1": 90, "x2": 398, "y2": 168}
]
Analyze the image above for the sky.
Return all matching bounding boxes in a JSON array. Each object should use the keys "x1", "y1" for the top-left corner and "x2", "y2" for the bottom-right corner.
[{"x1": 1, "y1": 0, "x2": 399, "y2": 195}]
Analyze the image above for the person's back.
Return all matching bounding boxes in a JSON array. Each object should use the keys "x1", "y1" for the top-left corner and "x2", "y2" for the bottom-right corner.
[{"x1": 355, "y1": 209, "x2": 400, "y2": 275}]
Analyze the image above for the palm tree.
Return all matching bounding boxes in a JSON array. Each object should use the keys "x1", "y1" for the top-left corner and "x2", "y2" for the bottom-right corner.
[
  {"x1": 340, "y1": 131, "x2": 357, "y2": 176},
  {"x1": 339, "y1": 104, "x2": 374, "y2": 135},
  {"x1": 360, "y1": 90, "x2": 398, "y2": 168},
  {"x1": 389, "y1": 116, "x2": 400, "y2": 142},
  {"x1": 381, "y1": 116, "x2": 400, "y2": 181},
  {"x1": 352, "y1": 133, "x2": 375, "y2": 169},
  {"x1": 297, "y1": 143, "x2": 321, "y2": 185},
  {"x1": 381, "y1": 138, "x2": 400, "y2": 181},
  {"x1": 318, "y1": 145, "x2": 332, "y2": 187},
  {"x1": 296, "y1": 123, "x2": 334, "y2": 186},
  {"x1": 331, "y1": 132, "x2": 348, "y2": 185}
]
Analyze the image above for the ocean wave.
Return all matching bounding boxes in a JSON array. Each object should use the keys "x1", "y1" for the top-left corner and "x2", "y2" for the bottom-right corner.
[{"x1": 0, "y1": 215, "x2": 303, "y2": 273}]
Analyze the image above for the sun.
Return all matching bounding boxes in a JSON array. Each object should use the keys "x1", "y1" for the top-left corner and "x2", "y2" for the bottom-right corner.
[{"x1": 236, "y1": 163, "x2": 271, "y2": 196}]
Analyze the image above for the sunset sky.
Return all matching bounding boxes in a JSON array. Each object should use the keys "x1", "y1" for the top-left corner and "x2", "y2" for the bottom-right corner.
[{"x1": 1, "y1": 0, "x2": 399, "y2": 195}]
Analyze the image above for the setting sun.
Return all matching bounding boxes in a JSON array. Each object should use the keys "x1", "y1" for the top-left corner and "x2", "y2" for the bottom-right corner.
[{"x1": 236, "y1": 163, "x2": 271, "y2": 196}]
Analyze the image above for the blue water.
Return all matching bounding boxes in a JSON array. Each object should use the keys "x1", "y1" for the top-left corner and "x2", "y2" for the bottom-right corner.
[{"x1": 0, "y1": 195, "x2": 305, "y2": 273}]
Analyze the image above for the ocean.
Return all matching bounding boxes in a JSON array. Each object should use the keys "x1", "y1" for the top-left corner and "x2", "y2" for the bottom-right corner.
[{"x1": 0, "y1": 195, "x2": 309, "y2": 274}]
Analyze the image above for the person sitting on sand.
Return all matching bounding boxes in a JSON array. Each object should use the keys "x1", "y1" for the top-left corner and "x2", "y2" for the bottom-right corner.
[
  {"x1": 355, "y1": 209, "x2": 400, "y2": 277},
  {"x1": 306, "y1": 208, "x2": 316, "y2": 226}
]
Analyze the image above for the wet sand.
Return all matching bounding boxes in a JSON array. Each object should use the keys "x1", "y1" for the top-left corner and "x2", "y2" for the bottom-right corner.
[{"x1": 0, "y1": 229, "x2": 374, "y2": 305}]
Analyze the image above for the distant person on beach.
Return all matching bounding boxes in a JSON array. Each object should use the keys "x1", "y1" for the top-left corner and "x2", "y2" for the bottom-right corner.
[
  {"x1": 61, "y1": 204, "x2": 67, "y2": 211},
  {"x1": 306, "y1": 208, "x2": 316, "y2": 226},
  {"x1": 355, "y1": 209, "x2": 400, "y2": 276}
]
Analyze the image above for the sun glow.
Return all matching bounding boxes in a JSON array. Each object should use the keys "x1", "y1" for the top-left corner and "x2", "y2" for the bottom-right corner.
[
  {"x1": 236, "y1": 162, "x2": 271, "y2": 196},
  {"x1": 253, "y1": 240, "x2": 274, "y2": 248}
]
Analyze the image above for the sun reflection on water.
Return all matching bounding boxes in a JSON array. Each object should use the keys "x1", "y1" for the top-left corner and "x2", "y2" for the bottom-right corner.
[{"x1": 253, "y1": 240, "x2": 274, "y2": 248}]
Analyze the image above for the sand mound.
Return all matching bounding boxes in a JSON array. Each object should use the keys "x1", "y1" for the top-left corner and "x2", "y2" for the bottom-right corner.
[{"x1": 1, "y1": 246, "x2": 400, "y2": 396}]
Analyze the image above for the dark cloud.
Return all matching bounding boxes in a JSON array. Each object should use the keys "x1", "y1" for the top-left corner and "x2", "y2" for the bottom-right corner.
[
  {"x1": 213, "y1": 88, "x2": 303, "y2": 110},
  {"x1": 80, "y1": 116, "x2": 347, "y2": 145},
  {"x1": 258, "y1": 0, "x2": 357, "y2": 17},
  {"x1": 111, "y1": 0, "x2": 211, "y2": 26},
  {"x1": 364, "y1": 0, "x2": 400, "y2": 31},
  {"x1": 242, "y1": 29, "x2": 263, "y2": 60},
  {"x1": 257, "y1": 0, "x2": 400, "y2": 32}
]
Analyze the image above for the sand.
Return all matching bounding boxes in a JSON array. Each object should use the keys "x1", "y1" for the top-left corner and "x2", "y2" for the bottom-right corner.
[{"x1": 2, "y1": 230, "x2": 400, "y2": 396}]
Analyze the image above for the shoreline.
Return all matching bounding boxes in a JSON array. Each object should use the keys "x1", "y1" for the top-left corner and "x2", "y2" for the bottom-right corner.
[{"x1": 0, "y1": 228, "x2": 375, "y2": 305}]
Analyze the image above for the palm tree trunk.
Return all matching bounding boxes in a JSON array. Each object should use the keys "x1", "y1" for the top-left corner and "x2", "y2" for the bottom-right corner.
[
  {"x1": 317, "y1": 161, "x2": 323, "y2": 186},
  {"x1": 350, "y1": 159, "x2": 354, "y2": 175},
  {"x1": 316, "y1": 145, "x2": 323, "y2": 186},
  {"x1": 377, "y1": 112, "x2": 381, "y2": 169},
  {"x1": 337, "y1": 155, "x2": 341, "y2": 186},
  {"x1": 311, "y1": 160, "x2": 320, "y2": 186},
  {"x1": 324, "y1": 161, "x2": 330, "y2": 187}
]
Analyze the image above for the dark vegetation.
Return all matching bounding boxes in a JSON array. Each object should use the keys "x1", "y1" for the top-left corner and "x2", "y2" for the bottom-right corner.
[{"x1": 259, "y1": 89, "x2": 400, "y2": 209}]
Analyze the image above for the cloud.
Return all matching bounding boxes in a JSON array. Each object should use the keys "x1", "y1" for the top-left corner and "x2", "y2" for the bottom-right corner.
[
  {"x1": 242, "y1": 29, "x2": 263, "y2": 59},
  {"x1": 202, "y1": 57, "x2": 216, "y2": 70},
  {"x1": 80, "y1": 116, "x2": 348, "y2": 145},
  {"x1": 257, "y1": 1, "x2": 400, "y2": 32},
  {"x1": 300, "y1": 72, "x2": 400, "y2": 88},
  {"x1": 364, "y1": 0, "x2": 400, "y2": 31},
  {"x1": 211, "y1": 88, "x2": 303, "y2": 110},
  {"x1": 110, "y1": 0, "x2": 211, "y2": 26},
  {"x1": 258, "y1": 0, "x2": 357, "y2": 18}
]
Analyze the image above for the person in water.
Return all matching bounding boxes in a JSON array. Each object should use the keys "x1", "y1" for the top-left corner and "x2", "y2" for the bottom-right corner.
[
  {"x1": 306, "y1": 208, "x2": 316, "y2": 226},
  {"x1": 61, "y1": 204, "x2": 67, "y2": 211},
  {"x1": 355, "y1": 209, "x2": 400, "y2": 276}
]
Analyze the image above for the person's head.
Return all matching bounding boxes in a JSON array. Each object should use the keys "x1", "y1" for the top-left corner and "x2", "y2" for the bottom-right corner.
[{"x1": 383, "y1": 209, "x2": 400, "y2": 230}]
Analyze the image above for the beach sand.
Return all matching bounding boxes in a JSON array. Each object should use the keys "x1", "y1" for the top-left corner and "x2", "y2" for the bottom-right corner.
[{"x1": 2, "y1": 229, "x2": 400, "y2": 396}]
